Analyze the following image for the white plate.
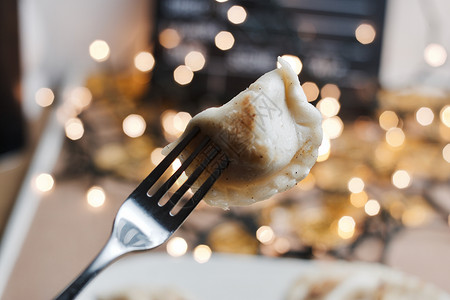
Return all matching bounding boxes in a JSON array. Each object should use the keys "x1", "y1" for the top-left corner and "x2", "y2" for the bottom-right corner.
[{"x1": 79, "y1": 252, "x2": 313, "y2": 300}]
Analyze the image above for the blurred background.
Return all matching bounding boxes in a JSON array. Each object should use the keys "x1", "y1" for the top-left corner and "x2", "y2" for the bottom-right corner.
[{"x1": 0, "y1": 0, "x2": 449, "y2": 299}]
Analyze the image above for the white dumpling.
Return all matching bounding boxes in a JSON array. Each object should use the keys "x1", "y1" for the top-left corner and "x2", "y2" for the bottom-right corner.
[{"x1": 165, "y1": 57, "x2": 322, "y2": 209}]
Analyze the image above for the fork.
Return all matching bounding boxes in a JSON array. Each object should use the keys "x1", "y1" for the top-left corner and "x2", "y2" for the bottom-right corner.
[{"x1": 54, "y1": 126, "x2": 229, "y2": 300}]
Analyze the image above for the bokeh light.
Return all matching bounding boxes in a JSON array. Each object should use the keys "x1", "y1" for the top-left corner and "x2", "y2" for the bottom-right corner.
[
  {"x1": 184, "y1": 51, "x2": 206, "y2": 72},
  {"x1": 279, "y1": 54, "x2": 303, "y2": 75},
  {"x1": 355, "y1": 23, "x2": 376, "y2": 44},
  {"x1": 322, "y1": 116, "x2": 344, "y2": 139},
  {"x1": 134, "y1": 51, "x2": 155, "y2": 72},
  {"x1": 365, "y1": 199, "x2": 381, "y2": 216},
  {"x1": 159, "y1": 28, "x2": 181, "y2": 49},
  {"x1": 302, "y1": 81, "x2": 319, "y2": 102},
  {"x1": 348, "y1": 177, "x2": 365, "y2": 193},
  {"x1": 440, "y1": 105, "x2": 450, "y2": 127},
  {"x1": 89, "y1": 40, "x2": 110, "y2": 62},
  {"x1": 69, "y1": 87, "x2": 92, "y2": 110},
  {"x1": 338, "y1": 216, "x2": 355, "y2": 239},
  {"x1": 424, "y1": 43, "x2": 447, "y2": 67},
  {"x1": 320, "y1": 84, "x2": 341, "y2": 99},
  {"x1": 227, "y1": 5, "x2": 247, "y2": 24},
  {"x1": 317, "y1": 97, "x2": 340, "y2": 118},
  {"x1": 379, "y1": 110, "x2": 399, "y2": 130},
  {"x1": 34, "y1": 173, "x2": 54, "y2": 193},
  {"x1": 65, "y1": 118, "x2": 84, "y2": 140},
  {"x1": 317, "y1": 134, "x2": 331, "y2": 162},
  {"x1": 173, "y1": 65, "x2": 194, "y2": 85},
  {"x1": 122, "y1": 114, "x2": 146, "y2": 138},
  {"x1": 442, "y1": 144, "x2": 450, "y2": 163},
  {"x1": 35, "y1": 88, "x2": 55, "y2": 107},
  {"x1": 215, "y1": 31, "x2": 235, "y2": 50},
  {"x1": 416, "y1": 107, "x2": 434, "y2": 126},
  {"x1": 167, "y1": 237, "x2": 188, "y2": 257},
  {"x1": 350, "y1": 191, "x2": 368, "y2": 208},
  {"x1": 386, "y1": 127, "x2": 405, "y2": 148},
  {"x1": 256, "y1": 226, "x2": 275, "y2": 244},
  {"x1": 87, "y1": 186, "x2": 106, "y2": 208},
  {"x1": 392, "y1": 170, "x2": 411, "y2": 189},
  {"x1": 193, "y1": 244, "x2": 212, "y2": 263}
]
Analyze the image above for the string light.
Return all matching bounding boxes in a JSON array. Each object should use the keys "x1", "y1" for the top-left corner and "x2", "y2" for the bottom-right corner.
[
  {"x1": 159, "y1": 28, "x2": 181, "y2": 49},
  {"x1": 355, "y1": 23, "x2": 376, "y2": 45},
  {"x1": 166, "y1": 237, "x2": 188, "y2": 257},
  {"x1": 337, "y1": 216, "x2": 355, "y2": 239},
  {"x1": 440, "y1": 105, "x2": 450, "y2": 127},
  {"x1": 322, "y1": 116, "x2": 343, "y2": 139},
  {"x1": 65, "y1": 118, "x2": 84, "y2": 140},
  {"x1": 392, "y1": 170, "x2": 411, "y2": 189},
  {"x1": 365, "y1": 199, "x2": 381, "y2": 216},
  {"x1": 424, "y1": 43, "x2": 447, "y2": 67},
  {"x1": 184, "y1": 51, "x2": 206, "y2": 72},
  {"x1": 302, "y1": 82, "x2": 319, "y2": 102},
  {"x1": 89, "y1": 40, "x2": 110, "y2": 62},
  {"x1": 416, "y1": 107, "x2": 434, "y2": 126},
  {"x1": 350, "y1": 191, "x2": 368, "y2": 208},
  {"x1": 173, "y1": 65, "x2": 194, "y2": 85},
  {"x1": 173, "y1": 111, "x2": 192, "y2": 132},
  {"x1": 442, "y1": 144, "x2": 450, "y2": 163},
  {"x1": 193, "y1": 245, "x2": 212, "y2": 263},
  {"x1": 86, "y1": 186, "x2": 106, "y2": 208},
  {"x1": 134, "y1": 51, "x2": 155, "y2": 72},
  {"x1": 385, "y1": 127, "x2": 405, "y2": 148},
  {"x1": 317, "y1": 97, "x2": 340, "y2": 118},
  {"x1": 379, "y1": 110, "x2": 399, "y2": 130},
  {"x1": 34, "y1": 173, "x2": 54, "y2": 193},
  {"x1": 227, "y1": 5, "x2": 247, "y2": 24},
  {"x1": 35, "y1": 88, "x2": 55, "y2": 107},
  {"x1": 161, "y1": 110, "x2": 186, "y2": 138},
  {"x1": 348, "y1": 177, "x2": 364, "y2": 193},
  {"x1": 320, "y1": 84, "x2": 341, "y2": 99},
  {"x1": 279, "y1": 54, "x2": 302, "y2": 75},
  {"x1": 214, "y1": 31, "x2": 235, "y2": 51},
  {"x1": 122, "y1": 114, "x2": 146, "y2": 138},
  {"x1": 256, "y1": 226, "x2": 275, "y2": 244}
]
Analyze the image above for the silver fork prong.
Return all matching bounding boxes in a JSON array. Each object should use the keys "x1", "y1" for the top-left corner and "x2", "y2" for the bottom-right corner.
[
  {"x1": 150, "y1": 135, "x2": 211, "y2": 200},
  {"x1": 173, "y1": 155, "x2": 229, "y2": 223},
  {"x1": 132, "y1": 126, "x2": 200, "y2": 196},
  {"x1": 161, "y1": 142, "x2": 220, "y2": 212}
]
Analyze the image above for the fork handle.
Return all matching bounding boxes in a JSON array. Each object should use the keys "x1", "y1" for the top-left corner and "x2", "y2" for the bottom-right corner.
[{"x1": 54, "y1": 236, "x2": 125, "y2": 300}]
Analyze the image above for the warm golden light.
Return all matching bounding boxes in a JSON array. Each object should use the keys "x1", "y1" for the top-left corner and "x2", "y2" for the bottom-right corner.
[
  {"x1": 402, "y1": 206, "x2": 428, "y2": 227},
  {"x1": 440, "y1": 105, "x2": 450, "y2": 127},
  {"x1": 161, "y1": 110, "x2": 179, "y2": 136},
  {"x1": 302, "y1": 81, "x2": 319, "y2": 102},
  {"x1": 65, "y1": 118, "x2": 84, "y2": 140},
  {"x1": 379, "y1": 110, "x2": 399, "y2": 130},
  {"x1": 123, "y1": 114, "x2": 146, "y2": 138},
  {"x1": 87, "y1": 186, "x2": 106, "y2": 208},
  {"x1": 256, "y1": 226, "x2": 275, "y2": 244},
  {"x1": 365, "y1": 199, "x2": 380, "y2": 216},
  {"x1": 227, "y1": 5, "x2": 247, "y2": 24},
  {"x1": 350, "y1": 191, "x2": 368, "y2": 208},
  {"x1": 322, "y1": 116, "x2": 343, "y2": 139},
  {"x1": 214, "y1": 31, "x2": 235, "y2": 51},
  {"x1": 424, "y1": 43, "x2": 447, "y2": 67},
  {"x1": 317, "y1": 134, "x2": 330, "y2": 162},
  {"x1": 442, "y1": 144, "x2": 450, "y2": 163},
  {"x1": 69, "y1": 87, "x2": 92, "y2": 110},
  {"x1": 89, "y1": 40, "x2": 110, "y2": 62},
  {"x1": 173, "y1": 111, "x2": 192, "y2": 132},
  {"x1": 320, "y1": 84, "x2": 341, "y2": 99},
  {"x1": 273, "y1": 237, "x2": 291, "y2": 254},
  {"x1": 355, "y1": 23, "x2": 376, "y2": 45},
  {"x1": 193, "y1": 244, "x2": 212, "y2": 263},
  {"x1": 184, "y1": 51, "x2": 206, "y2": 71},
  {"x1": 392, "y1": 170, "x2": 411, "y2": 189},
  {"x1": 317, "y1": 97, "x2": 340, "y2": 118},
  {"x1": 167, "y1": 237, "x2": 188, "y2": 257},
  {"x1": 279, "y1": 54, "x2": 302, "y2": 75},
  {"x1": 173, "y1": 65, "x2": 194, "y2": 85},
  {"x1": 35, "y1": 87, "x2": 55, "y2": 107},
  {"x1": 151, "y1": 148, "x2": 164, "y2": 165},
  {"x1": 134, "y1": 51, "x2": 155, "y2": 72},
  {"x1": 338, "y1": 216, "x2": 355, "y2": 239},
  {"x1": 416, "y1": 107, "x2": 434, "y2": 126},
  {"x1": 34, "y1": 173, "x2": 54, "y2": 192},
  {"x1": 386, "y1": 127, "x2": 405, "y2": 148},
  {"x1": 172, "y1": 158, "x2": 182, "y2": 172},
  {"x1": 159, "y1": 28, "x2": 181, "y2": 49},
  {"x1": 348, "y1": 177, "x2": 365, "y2": 193}
]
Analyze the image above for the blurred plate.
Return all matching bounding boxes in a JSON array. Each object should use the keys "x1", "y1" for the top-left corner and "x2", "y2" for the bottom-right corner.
[{"x1": 79, "y1": 252, "x2": 313, "y2": 300}]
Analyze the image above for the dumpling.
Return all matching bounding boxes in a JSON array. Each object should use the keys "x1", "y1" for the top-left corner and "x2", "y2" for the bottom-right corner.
[{"x1": 164, "y1": 57, "x2": 322, "y2": 209}]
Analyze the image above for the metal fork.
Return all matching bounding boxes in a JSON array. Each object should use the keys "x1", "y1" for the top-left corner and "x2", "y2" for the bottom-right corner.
[{"x1": 54, "y1": 126, "x2": 229, "y2": 299}]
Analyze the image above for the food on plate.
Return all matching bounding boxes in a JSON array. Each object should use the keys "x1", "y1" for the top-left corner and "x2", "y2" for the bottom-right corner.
[
  {"x1": 164, "y1": 57, "x2": 322, "y2": 209},
  {"x1": 285, "y1": 262, "x2": 450, "y2": 300}
]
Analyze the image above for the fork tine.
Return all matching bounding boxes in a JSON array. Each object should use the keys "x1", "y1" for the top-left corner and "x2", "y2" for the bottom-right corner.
[
  {"x1": 132, "y1": 126, "x2": 200, "y2": 196},
  {"x1": 173, "y1": 154, "x2": 229, "y2": 223},
  {"x1": 162, "y1": 142, "x2": 221, "y2": 212},
  {"x1": 150, "y1": 135, "x2": 211, "y2": 200}
]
